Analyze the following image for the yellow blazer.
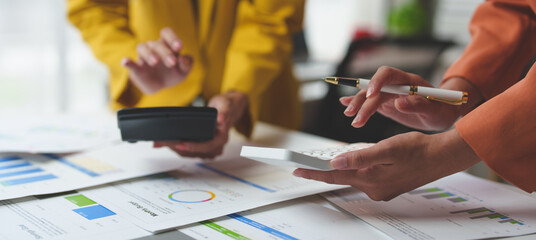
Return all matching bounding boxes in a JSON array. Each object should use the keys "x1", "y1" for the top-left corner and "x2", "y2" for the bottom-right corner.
[{"x1": 67, "y1": 0, "x2": 304, "y2": 136}]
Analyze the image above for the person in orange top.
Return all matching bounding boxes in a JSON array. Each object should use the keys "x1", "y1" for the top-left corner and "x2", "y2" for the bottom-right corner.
[{"x1": 293, "y1": 0, "x2": 536, "y2": 200}]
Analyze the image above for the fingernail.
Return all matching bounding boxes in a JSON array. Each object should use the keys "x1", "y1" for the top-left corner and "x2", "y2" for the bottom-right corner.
[
  {"x1": 366, "y1": 85, "x2": 374, "y2": 98},
  {"x1": 352, "y1": 114, "x2": 362, "y2": 127},
  {"x1": 292, "y1": 170, "x2": 303, "y2": 177},
  {"x1": 121, "y1": 58, "x2": 129, "y2": 66},
  {"x1": 344, "y1": 104, "x2": 354, "y2": 113},
  {"x1": 165, "y1": 56, "x2": 176, "y2": 67},
  {"x1": 331, "y1": 157, "x2": 348, "y2": 169},
  {"x1": 150, "y1": 55, "x2": 158, "y2": 65},
  {"x1": 172, "y1": 41, "x2": 181, "y2": 51}
]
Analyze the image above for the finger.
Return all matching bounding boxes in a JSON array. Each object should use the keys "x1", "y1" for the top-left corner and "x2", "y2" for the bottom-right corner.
[
  {"x1": 368, "y1": 66, "x2": 413, "y2": 99},
  {"x1": 352, "y1": 93, "x2": 390, "y2": 127},
  {"x1": 160, "y1": 27, "x2": 182, "y2": 52},
  {"x1": 344, "y1": 90, "x2": 367, "y2": 117},
  {"x1": 136, "y1": 43, "x2": 159, "y2": 66},
  {"x1": 147, "y1": 41, "x2": 176, "y2": 68},
  {"x1": 158, "y1": 140, "x2": 223, "y2": 158},
  {"x1": 339, "y1": 96, "x2": 353, "y2": 106},
  {"x1": 395, "y1": 95, "x2": 439, "y2": 114},
  {"x1": 121, "y1": 58, "x2": 142, "y2": 73},
  {"x1": 177, "y1": 55, "x2": 193, "y2": 74},
  {"x1": 175, "y1": 141, "x2": 225, "y2": 156},
  {"x1": 293, "y1": 169, "x2": 357, "y2": 186},
  {"x1": 173, "y1": 123, "x2": 228, "y2": 154},
  {"x1": 332, "y1": 144, "x2": 392, "y2": 170}
]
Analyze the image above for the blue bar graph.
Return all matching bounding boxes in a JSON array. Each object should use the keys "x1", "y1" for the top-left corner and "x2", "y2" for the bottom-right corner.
[
  {"x1": 0, "y1": 156, "x2": 22, "y2": 162},
  {"x1": 0, "y1": 174, "x2": 57, "y2": 186},
  {"x1": 73, "y1": 205, "x2": 116, "y2": 220},
  {"x1": 0, "y1": 168, "x2": 44, "y2": 178},
  {"x1": 0, "y1": 162, "x2": 32, "y2": 170}
]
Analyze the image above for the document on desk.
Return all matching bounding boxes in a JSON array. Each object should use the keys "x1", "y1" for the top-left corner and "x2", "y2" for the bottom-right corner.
[
  {"x1": 177, "y1": 195, "x2": 390, "y2": 240},
  {"x1": 323, "y1": 172, "x2": 536, "y2": 240},
  {"x1": 0, "y1": 142, "x2": 184, "y2": 200},
  {"x1": 0, "y1": 114, "x2": 120, "y2": 153},
  {"x1": 0, "y1": 191, "x2": 151, "y2": 240},
  {"x1": 80, "y1": 155, "x2": 347, "y2": 232}
]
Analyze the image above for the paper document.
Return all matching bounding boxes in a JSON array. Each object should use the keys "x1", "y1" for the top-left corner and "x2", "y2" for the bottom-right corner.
[
  {"x1": 178, "y1": 195, "x2": 390, "y2": 240},
  {"x1": 0, "y1": 191, "x2": 150, "y2": 240},
  {"x1": 323, "y1": 172, "x2": 536, "y2": 240},
  {"x1": 81, "y1": 155, "x2": 347, "y2": 232},
  {"x1": 0, "y1": 114, "x2": 120, "y2": 153},
  {"x1": 0, "y1": 142, "x2": 185, "y2": 200}
]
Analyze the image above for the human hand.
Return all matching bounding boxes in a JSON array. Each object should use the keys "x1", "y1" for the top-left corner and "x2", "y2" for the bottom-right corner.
[
  {"x1": 341, "y1": 66, "x2": 482, "y2": 131},
  {"x1": 121, "y1": 27, "x2": 193, "y2": 94},
  {"x1": 154, "y1": 91, "x2": 249, "y2": 159},
  {"x1": 293, "y1": 129, "x2": 480, "y2": 201}
]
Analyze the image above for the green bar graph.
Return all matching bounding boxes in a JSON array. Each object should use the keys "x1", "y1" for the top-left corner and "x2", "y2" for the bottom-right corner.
[
  {"x1": 409, "y1": 188, "x2": 442, "y2": 195},
  {"x1": 65, "y1": 194, "x2": 97, "y2": 207}
]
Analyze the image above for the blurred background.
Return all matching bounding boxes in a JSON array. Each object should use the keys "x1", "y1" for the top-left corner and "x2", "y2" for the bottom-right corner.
[{"x1": 0, "y1": 0, "x2": 493, "y2": 177}]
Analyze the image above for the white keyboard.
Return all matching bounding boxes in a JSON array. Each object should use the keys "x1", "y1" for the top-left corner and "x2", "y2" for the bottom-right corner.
[{"x1": 240, "y1": 143, "x2": 374, "y2": 171}]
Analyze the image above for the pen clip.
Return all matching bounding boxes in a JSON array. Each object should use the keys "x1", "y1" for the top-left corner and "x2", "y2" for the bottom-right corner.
[{"x1": 425, "y1": 93, "x2": 468, "y2": 106}]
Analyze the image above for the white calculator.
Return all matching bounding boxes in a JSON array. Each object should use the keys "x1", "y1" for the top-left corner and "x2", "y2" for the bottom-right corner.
[{"x1": 240, "y1": 143, "x2": 374, "y2": 171}]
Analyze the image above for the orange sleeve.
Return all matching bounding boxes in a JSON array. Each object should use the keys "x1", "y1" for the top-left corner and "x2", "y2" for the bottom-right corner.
[
  {"x1": 443, "y1": 0, "x2": 536, "y2": 99},
  {"x1": 451, "y1": 0, "x2": 536, "y2": 192},
  {"x1": 456, "y1": 67, "x2": 536, "y2": 192}
]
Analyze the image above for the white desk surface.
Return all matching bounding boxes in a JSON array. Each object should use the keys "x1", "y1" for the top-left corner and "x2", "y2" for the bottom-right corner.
[{"x1": 135, "y1": 122, "x2": 536, "y2": 240}]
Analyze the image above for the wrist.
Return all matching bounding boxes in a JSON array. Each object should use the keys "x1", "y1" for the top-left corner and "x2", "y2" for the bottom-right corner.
[
  {"x1": 426, "y1": 129, "x2": 481, "y2": 176},
  {"x1": 440, "y1": 77, "x2": 484, "y2": 116}
]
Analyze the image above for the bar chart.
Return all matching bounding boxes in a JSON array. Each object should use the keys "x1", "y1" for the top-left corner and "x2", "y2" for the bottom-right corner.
[
  {"x1": 451, "y1": 207, "x2": 525, "y2": 225},
  {"x1": 409, "y1": 187, "x2": 467, "y2": 203},
  {"x1": 0, "y1": 156, "x2": 58, "y2": 186}
]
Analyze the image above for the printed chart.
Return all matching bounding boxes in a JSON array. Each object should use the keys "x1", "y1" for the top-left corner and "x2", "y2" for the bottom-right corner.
[
  {"x1": 0, "y1": 142, "x2": 184, "y2": 200},
  {"x1": 178, "y1": 196, "x2": 390, "y2": 240},
  {"x1": 0, "y1": 192, "x2": 150, "y2": 240},
  {"x1": 81, "y1": 158, "x2": 346, "y2": 232},
  {"x1": 323, "y1": 172, "x2": 536, "y2": 240}
]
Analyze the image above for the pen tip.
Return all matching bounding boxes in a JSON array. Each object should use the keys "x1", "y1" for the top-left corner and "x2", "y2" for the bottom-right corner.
[{"x1": 324, "y1": 77, "x2": 338, "y2": 84}]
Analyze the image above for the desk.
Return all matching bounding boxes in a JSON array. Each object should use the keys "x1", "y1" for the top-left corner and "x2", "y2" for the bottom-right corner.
[
  {"x1": 1, "y1": 121, "x2": 534, "y2": 240},
  {"x1": 134, "y1": 123, "x2": 536, "y2": 240}
]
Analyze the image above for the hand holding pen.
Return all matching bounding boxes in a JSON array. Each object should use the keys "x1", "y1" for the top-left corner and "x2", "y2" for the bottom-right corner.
[{"x1": 331, "y1": 66, "x2": 481, "y2": 131}]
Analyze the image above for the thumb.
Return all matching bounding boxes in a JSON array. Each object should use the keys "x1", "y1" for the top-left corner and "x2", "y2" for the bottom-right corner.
[
  {"x1": 208, "y1": 95, "x2": 231, "y2": 127},
  {"x1": 330, "y1": 144, "x2": 389, "y2": 170},
  {"x1": 394, "y1": 95, "x2": 438, "y2": 114}
]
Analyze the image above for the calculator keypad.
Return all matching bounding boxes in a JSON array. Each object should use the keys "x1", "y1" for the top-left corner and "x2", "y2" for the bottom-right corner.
[{"x1": 297, "y1": 143, "x2": 373, "y2": 160}]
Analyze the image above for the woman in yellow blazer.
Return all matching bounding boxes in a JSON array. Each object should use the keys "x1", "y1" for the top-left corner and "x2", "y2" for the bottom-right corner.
[{"x1": 67, "y1": 0, "x2": 304, "y2": 158}]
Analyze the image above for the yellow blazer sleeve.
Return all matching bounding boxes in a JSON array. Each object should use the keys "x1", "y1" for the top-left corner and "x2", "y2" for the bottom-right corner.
[
  {"x1": 67, "y1": 0, "x2": 140, "y2": 108},
  {"x1": 221, "y1": 0, "x2": 305, "y2": 136}
]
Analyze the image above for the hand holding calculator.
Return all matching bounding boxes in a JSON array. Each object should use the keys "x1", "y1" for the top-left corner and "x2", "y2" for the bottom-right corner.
[{"x1": 240, "y1": 143, "x2": 374, "y2": 171}]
